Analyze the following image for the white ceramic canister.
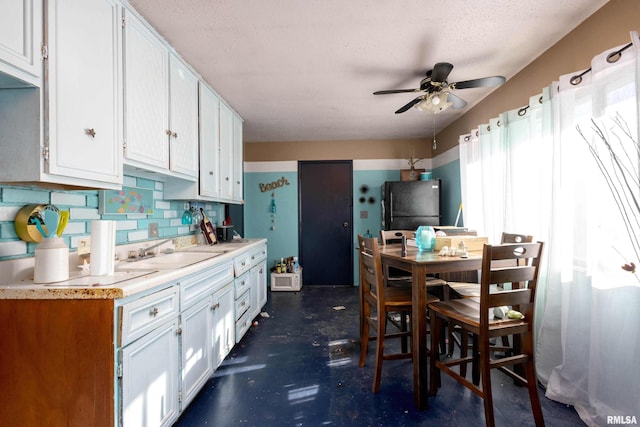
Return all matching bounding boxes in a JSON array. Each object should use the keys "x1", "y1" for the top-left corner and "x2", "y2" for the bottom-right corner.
[{"x1": 34, "y1": 237, "x2": 69, "y2": 283}]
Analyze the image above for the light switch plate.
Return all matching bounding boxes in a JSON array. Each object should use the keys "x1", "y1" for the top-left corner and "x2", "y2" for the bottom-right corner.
[{"x1": 149, "y1": 223, "x2": 158, "y2": 238}]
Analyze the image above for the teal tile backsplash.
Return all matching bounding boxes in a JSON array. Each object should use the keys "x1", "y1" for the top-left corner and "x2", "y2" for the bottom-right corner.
[{"x1": 0, "y1": 175, "x2": 224, "y2": 260}]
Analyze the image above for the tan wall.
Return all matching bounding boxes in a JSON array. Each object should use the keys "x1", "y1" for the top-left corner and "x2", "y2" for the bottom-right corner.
[
  {"x1": 244, "y1": 138, "x2": 430, "y2": 162},
  {"x1": 245, "y1": 0, "x2": 640, "y2": 161}
]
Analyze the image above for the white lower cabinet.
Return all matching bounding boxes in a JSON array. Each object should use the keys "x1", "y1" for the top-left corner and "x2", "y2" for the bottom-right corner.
[
  {"x1": 233, "y1": 242, "x2": 268, "y2": 342},
  {"x1": 180, "y1": 297, "x2": 213, "y2": 409},
  {"x1": 249, "y1": 246, "x2": 268, "y2": 321},
  {"x1": 212, "y1": 282, "x2": 235, "y2": 369},
  {"x1": 118, "y1": 285, "x2": 180, "y2": 427},
  {"x1": 120, "y1": 317, "x2": 180, "y2": 427},
  {"x1": 179, "y1": 261, "x2": 234, "y2": 410},
  {"x1": 116, "y1": 242, "x2": 266, "y2": 426}
]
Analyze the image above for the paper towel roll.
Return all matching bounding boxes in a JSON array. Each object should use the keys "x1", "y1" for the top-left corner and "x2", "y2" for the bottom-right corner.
[{"x1": 90, "y1": 220, "x2": 116, "y2": 276}]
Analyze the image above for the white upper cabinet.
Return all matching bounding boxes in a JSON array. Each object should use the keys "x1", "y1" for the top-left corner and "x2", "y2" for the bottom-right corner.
[
  {"x1": 199, "y1": 84, "x2": 221, "y2": 199},
  {"x1": 217, "y1": 101, "x2": 243, "y2": 203},
  {"x1": 123, "y1": 9, "x2": 169, "y2": 171},
  {"x1": 45, "y1": 0, "x2": 122, "y2": 186},
  {"x1": 163, "y1": 82, "x2": 245, "y2": 203},
  {"x1": 0, "y1": 0, "x2": 123, "y2": 189},
  {"x1": 0, "y1": 0, "x2": 43, "y2": 87},
  {"x1": 232, "y1": 113, "x2": 244, "y2": 202},
  {"x1": 122, "y1": 8, "x2": 198, "y2": 181},
  {"x1": 218, "y1": 102, "x2": 234, "y2": 201},
  {"x1": 168, "y1": 54, "x2": 199, "y2": 177}
]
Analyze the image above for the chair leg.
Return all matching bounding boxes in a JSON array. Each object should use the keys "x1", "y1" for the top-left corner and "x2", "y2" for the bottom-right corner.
[
  {"x1": 359, "y1": 301, "x2": 372, "y2": 368},
  {"x1": 372, "y1": 310, "x2": 386, "y2": 393},
  {"x1": 459, "y1": 327, "x2": 468, "y2": 378},
  {"x1": 400, "y1": 310, "x2": 409, "y2": 353},
  {"x1": 479, "y1": 336, "x2": 496, "y2": 427},
  {"x1": 472, "y1": 334, "x2": 480, "y2": 386},
  {"x1": 524, "y1": 347, "x2": 545, "y2": 426},
  {"x1": 429, "y1": 312, "x2": 441, "y2": 395}
]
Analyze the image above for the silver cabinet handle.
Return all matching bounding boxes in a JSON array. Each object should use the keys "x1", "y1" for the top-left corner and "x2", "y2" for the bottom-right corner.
[
  {"x1": 85, "y1": 128, "x2": 96, "y2": 138},
  {"x1": 149, "y1": 307, "x2": 159, "y2": 317}
]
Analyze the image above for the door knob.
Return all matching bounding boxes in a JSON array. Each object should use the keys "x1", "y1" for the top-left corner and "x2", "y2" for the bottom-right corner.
[{"x1": 343, "y1": 222, "x2": 349, "y2": 228}]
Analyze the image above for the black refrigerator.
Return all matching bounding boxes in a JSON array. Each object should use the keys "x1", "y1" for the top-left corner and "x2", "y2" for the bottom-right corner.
[{"x1": 382, "y1": 180, "x2": 441, "y2": 230}]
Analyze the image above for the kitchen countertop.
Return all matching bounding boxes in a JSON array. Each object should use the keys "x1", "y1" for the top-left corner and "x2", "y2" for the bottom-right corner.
[{"x1": 0, "y1": 238, "x2": 266, "y2": 300}]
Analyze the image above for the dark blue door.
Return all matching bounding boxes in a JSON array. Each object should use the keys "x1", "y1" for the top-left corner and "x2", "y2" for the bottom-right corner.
[{"x1": 299, "y1": 161, "x2": 353, "y2": 285}]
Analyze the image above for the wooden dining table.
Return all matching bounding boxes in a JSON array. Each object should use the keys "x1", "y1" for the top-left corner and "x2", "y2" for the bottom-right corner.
[{"x1": 379, "y1": 244, "x2": 483, "y2": 410}]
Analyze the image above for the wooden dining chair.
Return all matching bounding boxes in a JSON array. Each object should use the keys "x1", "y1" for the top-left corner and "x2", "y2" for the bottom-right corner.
[
  {"x1": 379, "y1": 229, "x2": 447, "y2": 290},
  {"x1": 358, "y1": 234, "x2": 409, "y2": 348},
  {"x1": 446, "y1": 232, "x2": 534, "y2": 358},
  {"x1": 448, "y1": 232, "x2": 534, "y2": 298},
  {"x1": 358, "y1": 235, "x2": 439, "y2": 393},
  {"x1": 429, "y1": 241, "x2": 545, "y2": 427}
]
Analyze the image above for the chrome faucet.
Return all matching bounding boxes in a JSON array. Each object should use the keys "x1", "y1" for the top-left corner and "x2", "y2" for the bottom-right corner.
[{"x1": 139, "y1": 239, "x2": 173, "y2": 258}]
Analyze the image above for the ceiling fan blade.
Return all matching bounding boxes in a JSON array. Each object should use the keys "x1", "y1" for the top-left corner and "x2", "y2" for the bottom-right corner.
[
  {"x1": 373, "y1": 88, "x2": 420, "y2": 95},
  {"x1": 453, "y1": 75, "x2": 506, "y2": 90},
  {"x1": 447, "y1": 92, "x2": 467, "y2": 109},
  {"x1": 431, "y1": 62, "x2": 453, "y2": 83},
  {"x1": 395, "y1": 97, "x2": 422, "y2": 114}
]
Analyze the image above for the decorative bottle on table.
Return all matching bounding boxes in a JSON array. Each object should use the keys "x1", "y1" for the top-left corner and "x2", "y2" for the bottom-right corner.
[{"x1": 415, "y1": 225, "x2": 436, "y2": 252}]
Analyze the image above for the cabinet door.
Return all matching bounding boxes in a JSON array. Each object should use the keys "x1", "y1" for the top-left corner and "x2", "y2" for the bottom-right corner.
[
  {"x1": 123, "y1": 9, "x2": 169, "y2": 170},
  {"x1": 232, "y1": 113, "x2": 244, "y2": 202},
  {"x1": 0, "y1": 0, "x2": 42, "y2": 86},
  {"x1": 46, "y1": 0, "x2": 122, "y2": 185},
  {"x1": 181, "y1": 297, "x2": 213, "y2": 409},
  {"x1": 211, "y1": 282, "x2": 235, "y2": 368},
  {"x1": 219, "y1": 102, "x2": 234, "y2": 200},
  {"x1": 249, "y1": 260, "x2": 267, "y2": 321},
  {"x1": 168, "y1": 54, "x2": 198, "y2": 177},
  {"x1": 121, "y1": 319, "x2": 180, "y2": 427},
  {"x1": 257, "y1": 260, "x2": 267, "y2": 312},
  {"x1": 199, "y1": 84, "x2": 221, "y2": 198}
]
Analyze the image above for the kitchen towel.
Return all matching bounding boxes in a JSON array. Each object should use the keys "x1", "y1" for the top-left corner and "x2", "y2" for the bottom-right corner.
[{"x1": 90, "y1": 220, "x2": 116, "y2": 276}]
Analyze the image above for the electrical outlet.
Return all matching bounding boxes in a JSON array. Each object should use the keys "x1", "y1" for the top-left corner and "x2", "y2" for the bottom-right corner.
[
  {"x1": 149, "y1": 223, "x2": 159, "y2": 238},
  {"x1": 77, "y1": 237, "x2": 91, "y2": 255}
]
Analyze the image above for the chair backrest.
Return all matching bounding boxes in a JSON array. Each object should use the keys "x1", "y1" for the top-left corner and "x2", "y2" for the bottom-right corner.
[
  {"x1": 380, "y1": 229, "x2": 414, "y2": 246},
  {"x1": 479, "y1": 242, "x2": 544, "y2": 327},
  {"x1": 501, "y1": 232, "x2": 533, "y2": 244},
  {"x1": 360, "y1": 236, "x2": 385, "y2": 305}
]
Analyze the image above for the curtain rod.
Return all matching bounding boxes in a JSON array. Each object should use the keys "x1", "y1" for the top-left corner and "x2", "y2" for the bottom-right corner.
[{"x1": 570, "y1": 42, "x2": 633, "y2": 85}]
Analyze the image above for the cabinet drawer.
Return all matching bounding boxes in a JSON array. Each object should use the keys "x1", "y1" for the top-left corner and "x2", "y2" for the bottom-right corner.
[
  {"x1": 180, "y1": 261, "x2": 234, "y2": 309},
  {"x1": 234, "y1": 288, "x2": 250, "y2": 320},
  {"x1": 234, "y1": 253, "x2": 252, "y2": 276},
  {"x1": 119, "y1": 286, "x2": 179, "y2": 346},
  {"x1": 235, "y1": 308, "x2": 252, "y2": 343},
  {"x1": 250, "y1": 245, "x2": 267, "y2": 264},
  {"x1": 234, "y1": 271, "x2": 251, "y2": 299}
]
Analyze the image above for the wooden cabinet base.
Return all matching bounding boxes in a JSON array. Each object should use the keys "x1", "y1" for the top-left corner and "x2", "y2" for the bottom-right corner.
[{"x1": 0, "y1": 299, "x2": 114, "y2": 427}]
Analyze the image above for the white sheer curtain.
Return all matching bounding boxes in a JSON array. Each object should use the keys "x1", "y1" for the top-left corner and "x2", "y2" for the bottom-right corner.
[{"x1": 459, "y1": 33, "x2": 640, "y2": 426}]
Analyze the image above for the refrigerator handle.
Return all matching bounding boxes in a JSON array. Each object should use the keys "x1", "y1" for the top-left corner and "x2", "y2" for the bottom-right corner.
[
  {"x1": 380, "y1": 200, "x2": 385, "y2": 227},
  {"x1": 389, "y1": 192, "x2": 393, "y2": 225}
]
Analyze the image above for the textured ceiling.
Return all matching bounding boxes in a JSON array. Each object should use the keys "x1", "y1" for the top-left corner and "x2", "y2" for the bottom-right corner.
[{"x1": 128, "y1": 0, "x2": 609, "y2": 142}]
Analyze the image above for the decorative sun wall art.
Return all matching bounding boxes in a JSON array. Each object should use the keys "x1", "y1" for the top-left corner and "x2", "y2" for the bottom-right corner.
[{"x1": 99, "y1": 186, "x2": 154, "y2": 215}]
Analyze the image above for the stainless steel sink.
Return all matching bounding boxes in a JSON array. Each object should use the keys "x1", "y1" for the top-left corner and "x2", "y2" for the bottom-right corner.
[{"x1": 116, "y1": 251, "x2": 221, "y2": 270}]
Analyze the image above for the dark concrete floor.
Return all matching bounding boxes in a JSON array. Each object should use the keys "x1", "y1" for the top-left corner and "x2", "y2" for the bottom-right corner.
[{"x1": 174, "y1": 285, "x2": 584, "y2": 427}]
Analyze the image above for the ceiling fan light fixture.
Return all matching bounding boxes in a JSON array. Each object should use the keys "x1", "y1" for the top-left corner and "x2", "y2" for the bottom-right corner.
[{"x1": 415, "y1": 92, "x2": 452, "y2": 114}]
